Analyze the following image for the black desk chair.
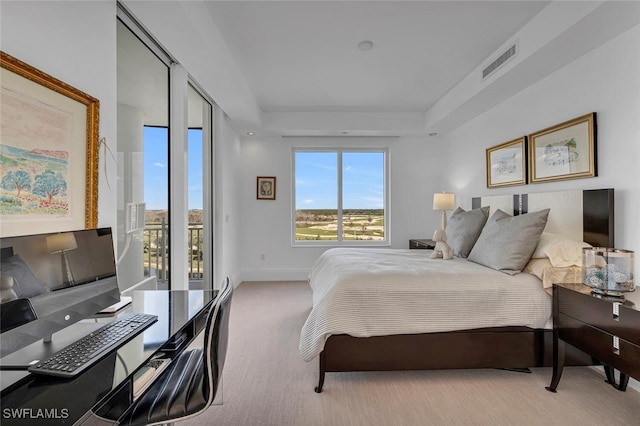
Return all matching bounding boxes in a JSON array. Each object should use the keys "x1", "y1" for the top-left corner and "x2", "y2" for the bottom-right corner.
[{"x1": 118, "y1": 278, "x2": 233, "y2": 426}]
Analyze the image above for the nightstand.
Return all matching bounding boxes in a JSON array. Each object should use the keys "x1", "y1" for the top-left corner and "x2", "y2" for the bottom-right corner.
[
  {"x1": 409, "y1": 239, "x2": 435, "y2": 249},
  {"x1": 546, "y1": 283, "x2": 640, "y2": 392}
]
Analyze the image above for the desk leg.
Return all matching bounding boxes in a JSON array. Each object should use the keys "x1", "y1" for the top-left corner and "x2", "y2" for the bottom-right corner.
[{"x1": 546, "y1": 337, "x2": 565, "y2": 393}]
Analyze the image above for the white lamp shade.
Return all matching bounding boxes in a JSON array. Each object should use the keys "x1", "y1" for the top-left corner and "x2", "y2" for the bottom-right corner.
[
  {"x1": 433, "y1": 192, "x2": 455, "y2": 210},
  {"x1": 46, "y1": 232, "x2": 78, "y2": 253}
]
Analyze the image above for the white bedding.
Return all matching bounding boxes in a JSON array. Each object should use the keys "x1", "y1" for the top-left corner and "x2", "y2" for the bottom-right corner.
[{"x1": 299, "y1": 248, "x2": 552, "y2": 361}]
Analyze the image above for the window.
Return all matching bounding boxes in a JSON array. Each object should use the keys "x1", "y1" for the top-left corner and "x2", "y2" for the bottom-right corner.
[{"x1": 293, "y1": 149, "x2": 388, "y2": 245}]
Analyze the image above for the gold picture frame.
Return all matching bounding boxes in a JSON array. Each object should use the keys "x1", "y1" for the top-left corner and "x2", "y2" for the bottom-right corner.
[
  {"x1": 529, "y1": 113, "x2": 596, "y2": 183},
  {"x1": 256, "y1": 176, "x2": 276, "y2": 200},
  {"x1": 486, "y1": 136, "x2": 527, "y2": 188},
  {"x1": 0, "y1": 51, "x2": 99, "y2": 237}
]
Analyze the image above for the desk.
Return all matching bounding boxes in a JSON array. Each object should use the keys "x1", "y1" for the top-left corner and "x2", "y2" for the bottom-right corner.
[{"x1": 1, "y1": 290, "x2": 217, "y2": 425}]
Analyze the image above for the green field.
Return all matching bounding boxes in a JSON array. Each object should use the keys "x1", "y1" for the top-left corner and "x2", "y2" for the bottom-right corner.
[{"x1": 295, "y1": 209, "x2": 384, "y2": 241}]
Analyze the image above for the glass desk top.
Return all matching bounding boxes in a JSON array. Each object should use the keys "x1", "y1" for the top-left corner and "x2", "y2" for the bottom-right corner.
[{"x1": 1, "y1": 289, "x2": 218, "y2": 425}]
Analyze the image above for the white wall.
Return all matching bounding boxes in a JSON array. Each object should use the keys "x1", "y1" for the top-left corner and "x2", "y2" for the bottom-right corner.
[
  {"x1": 237, "y1": 25, "x2": 640, "y2": 293},
  {"x1": 441, "y1": 24, "x2": 640, "y2": 305},
  {"x1": 238, "y1": 136, "x2": 448, "y2": 281},
  {"x1": 1, "y1": 0, "x2": 118, "y2": 231},
  {"x1": 215, "y1": 109, "x2": 243, "y2": 286}
]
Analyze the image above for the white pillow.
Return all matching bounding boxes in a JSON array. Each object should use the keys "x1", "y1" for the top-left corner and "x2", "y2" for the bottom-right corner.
[{"x1": 532, "y1": 232, "x2": 591, "y2": 267}]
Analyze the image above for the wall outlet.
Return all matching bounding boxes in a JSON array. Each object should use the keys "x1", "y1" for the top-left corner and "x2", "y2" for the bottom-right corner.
[{"x1": 260, "y1": 253, "x2": 265, "y2": 261}]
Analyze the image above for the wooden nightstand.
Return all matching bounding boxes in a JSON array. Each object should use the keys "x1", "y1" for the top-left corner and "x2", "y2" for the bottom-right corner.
[
  {"x1": 546, "y1": 283, "x2": 640, "y2": 392},
  {"x1": 409, "y1": 239, "x2": 435, "y2": 249}
]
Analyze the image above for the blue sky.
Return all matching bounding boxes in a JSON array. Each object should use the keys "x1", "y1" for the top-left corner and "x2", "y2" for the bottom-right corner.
[
  {"x1": 144, "y1": 128, "x2": 384, "y2": 211},
  {"x1": 295, "y1": 151, "x2": 384, "y2": 210},
  {"x1": 144, "y1": 127, "x2": 203, "y2": 210}
]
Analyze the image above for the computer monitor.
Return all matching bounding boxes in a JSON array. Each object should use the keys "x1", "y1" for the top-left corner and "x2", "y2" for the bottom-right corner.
[{"x1": 0, "y1": 228, "x2": 120, "y2": 358}]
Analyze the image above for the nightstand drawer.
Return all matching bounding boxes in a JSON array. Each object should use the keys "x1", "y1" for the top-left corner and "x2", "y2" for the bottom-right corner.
[
  {"x1": 559, "y1": 314, "x2": 640, "y2": 381},
  {"x1": 557, "y1": 286, "x2": 640, "y2": 345}
]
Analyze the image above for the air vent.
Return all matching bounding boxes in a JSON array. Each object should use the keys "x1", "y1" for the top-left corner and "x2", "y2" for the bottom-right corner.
[{"x1": 482, "y1": 43, "x2": 517, "y2": 80}]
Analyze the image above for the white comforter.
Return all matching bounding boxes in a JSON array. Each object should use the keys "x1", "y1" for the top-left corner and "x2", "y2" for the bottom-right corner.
[{"x1": 299, "y1": 248, "x2": 552, "y2": 361}]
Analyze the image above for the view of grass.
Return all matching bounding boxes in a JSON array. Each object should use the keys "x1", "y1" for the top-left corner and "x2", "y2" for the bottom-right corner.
[{"x1": 295, "y1": 209, "x2": 384, "y2": 240}]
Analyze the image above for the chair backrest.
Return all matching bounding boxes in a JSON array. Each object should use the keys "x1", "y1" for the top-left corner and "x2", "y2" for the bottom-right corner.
[{"x1": 203, "y1": 276, "x2": 233, "y2": 404}]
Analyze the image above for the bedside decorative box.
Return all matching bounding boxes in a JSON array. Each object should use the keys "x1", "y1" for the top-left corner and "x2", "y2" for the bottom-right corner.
[{"x1": 582, "y1": 247, "x2": 634, "y2": 297}]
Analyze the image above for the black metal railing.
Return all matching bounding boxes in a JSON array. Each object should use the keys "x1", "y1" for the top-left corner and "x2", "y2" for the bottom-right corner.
[{"x1": 143, "y1": 219, "x2": 204, "y2": 282}]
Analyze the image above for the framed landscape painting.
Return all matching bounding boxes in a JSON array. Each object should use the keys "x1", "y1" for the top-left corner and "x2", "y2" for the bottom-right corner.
[
  {"x1": 486, "y1": 136, "x2": 527, "y2": 188},
  {"x1": 0, "y1": 51, "x2": 99, "y2": 237},
  {"x1": 529, "y1": 113, "x2": 596, "y2": 183}
]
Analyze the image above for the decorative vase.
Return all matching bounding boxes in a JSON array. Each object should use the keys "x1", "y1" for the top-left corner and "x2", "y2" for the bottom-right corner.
[{"x1": 582, "y1": 247, "x2": 635, "y2": 297}]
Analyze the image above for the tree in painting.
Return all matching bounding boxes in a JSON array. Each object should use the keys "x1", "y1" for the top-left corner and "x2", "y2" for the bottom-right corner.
[
  {"x1": 33, "y1": 170, "x2": 67, "y2": 204},
  {"x1": 1, "y1": 170, "x2": 32, "y2": 196}
]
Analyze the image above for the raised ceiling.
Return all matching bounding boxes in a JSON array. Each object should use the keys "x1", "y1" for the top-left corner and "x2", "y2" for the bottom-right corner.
[
  {"x1": 121, "y1": 1, "x2": 640, "y2": 137},
  {"x1": 206, "y1": 1, "x2": 548, "y2": 114}
]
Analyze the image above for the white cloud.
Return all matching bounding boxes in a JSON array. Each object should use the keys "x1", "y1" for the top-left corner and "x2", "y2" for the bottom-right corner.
[{"x1": 154, "y1": 162, "x2": 165, "y2": 168}]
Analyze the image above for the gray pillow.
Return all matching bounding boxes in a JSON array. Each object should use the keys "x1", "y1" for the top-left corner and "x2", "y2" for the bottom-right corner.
[
  {"x1": 446, "y1": 206, "x2": 490, "y2": 258},
  {"x1": 0, "y1": 255, "x2": 46, "y2": 298},
  {"x1": 467, "y1": 208, "x2": 550, "y2": 275}
]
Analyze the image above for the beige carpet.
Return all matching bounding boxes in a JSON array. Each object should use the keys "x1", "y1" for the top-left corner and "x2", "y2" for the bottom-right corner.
[{"x1": 184, "y1": 281, "x2": 640, "y2": 426}]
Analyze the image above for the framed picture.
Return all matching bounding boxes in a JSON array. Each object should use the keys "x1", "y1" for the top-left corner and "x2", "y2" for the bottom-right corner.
[
  {"x1": 528, "y1": 112, "x2": 596, "y2": 183},
  {"x1": 486, "y1": 136, "x2": 527, "y2": 188},
  {"x1": 256, "y1": 176, "x2": 276, "y2": 200},
  {"x1": 0, "y1": 51, "x2": 99, "y2": 237}
]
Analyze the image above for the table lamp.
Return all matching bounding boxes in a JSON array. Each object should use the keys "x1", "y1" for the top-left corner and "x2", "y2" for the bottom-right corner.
[
  {"x1": 46, "y1": 232, "x2": 78, "y2": 286},
  {"x1": 433, "y1": 192, "x2": 455, "y2": 230}
]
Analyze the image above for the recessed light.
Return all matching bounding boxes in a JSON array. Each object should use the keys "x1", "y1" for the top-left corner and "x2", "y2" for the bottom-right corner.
[
  {"x1": 247, "y1": 131, "x2": 255, "y2": 136},
  {"x1": 357, "y1": 40, "x2": 374, "y2": 51}
]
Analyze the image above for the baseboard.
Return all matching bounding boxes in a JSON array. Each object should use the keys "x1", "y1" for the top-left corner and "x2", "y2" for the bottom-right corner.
[{"x1": 239, "y1": 268, "x2": 309, "y2": 282}]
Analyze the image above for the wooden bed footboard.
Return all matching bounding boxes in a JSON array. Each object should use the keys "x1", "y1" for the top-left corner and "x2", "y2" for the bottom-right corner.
[{"x1": 314, "y1": 328, "x2": 595, "y2": 392}]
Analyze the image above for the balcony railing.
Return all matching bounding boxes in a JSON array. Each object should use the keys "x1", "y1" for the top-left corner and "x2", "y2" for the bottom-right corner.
[{"x1": 143, "y1": 219, "x2": 204, "y2": 282}]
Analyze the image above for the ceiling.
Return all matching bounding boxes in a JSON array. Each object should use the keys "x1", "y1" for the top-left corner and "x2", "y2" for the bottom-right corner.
[
  {"x1": 119, "y1": 1, "x2": 640, "y2": 138},
  {"x1": 202, "y1": 0, "x2": 549, "y2": 136},
  {"x1": 205, "y1": 1, "x2": 548, "y2": 114}
]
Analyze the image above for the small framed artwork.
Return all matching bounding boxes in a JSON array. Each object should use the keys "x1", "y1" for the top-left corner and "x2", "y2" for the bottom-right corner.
[
  {"x1": 0, "y1": 51, "x2": 100, "y2": 237},
  {"x1": 529, "y1": 112, "x2": 596, "y2": 183},
  {"x1": 486, "y1": 136, "x2": 527, "y2": 188},
  {"x1": 256, "y1": 176, "x2": 276, "y2": 200}
]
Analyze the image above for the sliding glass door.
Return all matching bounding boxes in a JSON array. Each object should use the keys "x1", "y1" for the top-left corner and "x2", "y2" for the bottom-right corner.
[{"x1": 117, "y1": 11, "x2": 215, "y2": 292}]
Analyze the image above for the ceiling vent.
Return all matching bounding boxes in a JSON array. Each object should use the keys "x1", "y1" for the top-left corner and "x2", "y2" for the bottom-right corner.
[{"x1": 482, "y1": 42, "x2": 517, "y2": 80}]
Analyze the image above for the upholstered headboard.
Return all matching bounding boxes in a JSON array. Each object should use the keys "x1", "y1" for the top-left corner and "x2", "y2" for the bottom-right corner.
[{"x1": 472, "y1": 188, "x2": 614, "y2": 247}]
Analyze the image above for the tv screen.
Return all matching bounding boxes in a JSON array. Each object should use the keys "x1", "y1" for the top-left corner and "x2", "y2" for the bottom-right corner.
[{"x1": 0, "y1": 228, "x2": 120, "y2": 359}]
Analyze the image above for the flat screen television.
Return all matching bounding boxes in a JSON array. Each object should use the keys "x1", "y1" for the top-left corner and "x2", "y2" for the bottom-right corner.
[{"x1": 0, "y1": 228, "x2": 120, "y2": 359}]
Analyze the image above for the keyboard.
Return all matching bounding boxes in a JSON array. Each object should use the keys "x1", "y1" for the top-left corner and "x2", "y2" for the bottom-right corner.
[{"x1": 28, "y1": 313, "x2": 158, "y2": 378}]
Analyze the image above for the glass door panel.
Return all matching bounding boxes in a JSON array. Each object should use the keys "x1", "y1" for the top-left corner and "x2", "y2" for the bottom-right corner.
[{"x1": 117, "y1": 19, "x2": 170, "y2": 292}]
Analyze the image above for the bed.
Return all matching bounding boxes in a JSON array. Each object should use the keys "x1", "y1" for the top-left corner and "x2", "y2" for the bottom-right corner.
[{"x1": 301, "y1": 188, "x2": 614, "y2": 392}]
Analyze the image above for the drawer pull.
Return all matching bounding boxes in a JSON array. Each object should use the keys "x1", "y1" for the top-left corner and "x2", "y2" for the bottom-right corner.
[
  {"x1": 613, "y1": 336, "x2": 620, "y2": 355},
  {"x1": 613, "y1": 303, "x2": 620, "y2": 321}
]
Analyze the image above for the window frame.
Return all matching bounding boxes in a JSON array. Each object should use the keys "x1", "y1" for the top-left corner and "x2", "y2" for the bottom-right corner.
[{"x1": 291, "y1": 147, "x2": 390, "y2": 247}]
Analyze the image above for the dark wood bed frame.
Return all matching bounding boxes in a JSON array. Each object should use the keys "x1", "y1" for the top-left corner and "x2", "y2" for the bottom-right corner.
[{"x1": 314, "y1": 188, "x2": 614, "y2": 392}]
